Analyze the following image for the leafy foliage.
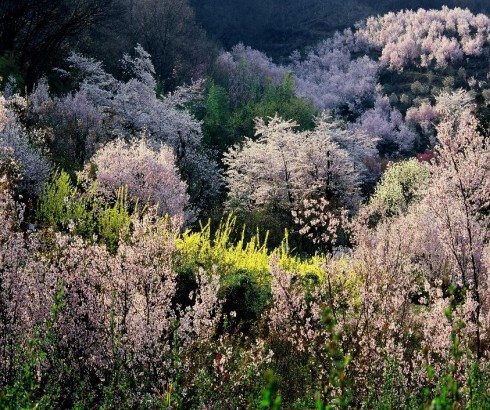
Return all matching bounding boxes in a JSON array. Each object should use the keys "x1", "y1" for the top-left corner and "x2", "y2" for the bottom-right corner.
[
  {"x1": 368, "y1": 158, "x2": 430, "y2": 218},
  {"x1": 202, "y1": 49, "x2": 317, "y2": 152},
  {"x1": 37, "y1": 170, "x2": 133, "y2": 253}
]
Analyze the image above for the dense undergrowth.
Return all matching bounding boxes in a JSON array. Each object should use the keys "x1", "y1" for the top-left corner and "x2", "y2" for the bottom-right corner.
[
  {"x1": 2, "y1": 140, "x2": 490, "y2": 408},
  {"x1": 3, "y1": 4, "x2": 490, "y2": 409}
]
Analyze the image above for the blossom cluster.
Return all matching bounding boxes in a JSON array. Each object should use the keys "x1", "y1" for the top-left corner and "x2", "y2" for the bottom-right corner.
[
  {"x1": 224, "y1": 115, "x2": 367, "y2": 213},
  {"x1": 356, "y1": 7, "x2": 490, "y2": 70},
  {"x1": 82, "y1": 138, "x2": 189, "y2": 218}
]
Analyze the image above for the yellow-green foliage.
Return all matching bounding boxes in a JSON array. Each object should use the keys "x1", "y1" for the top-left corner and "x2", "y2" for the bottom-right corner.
[
  {"x1": 176, "y1": 214, "x2": 328, "y2": 283},
  {"x1": 37, "y1": 169, "x2": 99, "y2": 235},
  {"x1": 98, "y1": 186, "x2": 133, "y2": 253},
  {"x1": 275, "y1": 233, "x2": 327, "y2": 280},
  {"x1": 177, "y1": 215, "x2": 271, "y2": 281},
  {"x1": 323, "y1": 256, "x2": 365, "y2": 309},
  {"x1": 369, "y1": 159, "x2": 430, "y2": 217},
  {"x1": 36, "y1": 171, "x2": 133, "y2": 253}
]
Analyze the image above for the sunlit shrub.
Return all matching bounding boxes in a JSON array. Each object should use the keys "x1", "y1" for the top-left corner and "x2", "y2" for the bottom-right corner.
[{"x1": 37, "y1": 170, "x2": 132, "y2": 253}]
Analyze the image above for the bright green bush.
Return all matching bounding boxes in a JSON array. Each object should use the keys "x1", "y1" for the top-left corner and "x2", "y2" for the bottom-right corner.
[
  {"x1": 229, "y1": 73, "x2": 316, "y2": 139},
  {"x1": 176, "y1": 215, "x2": 271, "y2": 282},
  {"x1": 37, "y1": 169, "x2": 99, "y2": 234},
  {"x1": 36, "y1": 170, "x2": 132, "y2": 253},
  {"x1": 369, "y1": 159, "x2": 430, "y2": 217},
  {"x1": 97, "y1": 187, "x2": 133, "y2": 254},
  {"x1": 176, "y1": 215, "x2": 327, "y2": 284},
  {"x1": 175, "y1": 215, "x2": 329, "y2": 329}
]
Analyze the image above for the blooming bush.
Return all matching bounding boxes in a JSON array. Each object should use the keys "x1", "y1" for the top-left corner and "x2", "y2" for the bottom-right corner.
[
  {"x1": 26, "y1": 46, "x2": 221, "y2": 212},
  {"x1": 0, "y1": 95, "x2": 52, "y2": 195},
  {"x1": 84, "y1": 138, "x2": 189, "y2": 219}
]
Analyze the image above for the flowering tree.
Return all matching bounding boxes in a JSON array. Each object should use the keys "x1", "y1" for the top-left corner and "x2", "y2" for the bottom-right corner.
[
  {"x1": 0, "y1": 96, "x2": 5, "y2": 132},
  {"x1": 406, "y1": 101, "x2": 439, "y2": 136},
  {"x1": 351, "y1": 94, "x2": 417, "y2": 155},
  {"x1": 224, "y1": 115, "x2": 362, "y2": 214},
  {"x1": 421, "y1": 113, "x2": 490, "y2": 358},
  {"x1": 0, "y1": 182, "x2": 222, "y2": 402},
  {"x1": 61, "y1": 46, "x2": 221, "y2": 210},
  {"x1": 406, "y1": 89, "x2": 475, "y2": 146},
  {"x1": 84, "y1": 138, "x2": 188, "y2": 218},
  {"x1": 0, "y1": 95, "x2": 52, "y2": 195},
  {"x1": 29, "y1": 79, "x2": 107, "y2": 167},
  {"x1": 291, "y1": 36, "x2": 379, "y2": 112},
  {"x1": 354, "y1": 102, "x2": 490, "y2": 361},
  {"x1": 355, "y1": 7, "x2": 490, "y2": 70},
  {"x1": 215, "y1": 44, "x2": 288, "y2": 107}
]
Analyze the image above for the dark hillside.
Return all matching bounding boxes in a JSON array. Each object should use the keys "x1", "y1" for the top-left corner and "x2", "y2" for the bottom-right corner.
[{"x1": 190, "y1": 0, "x2": 490, "y2": 59}]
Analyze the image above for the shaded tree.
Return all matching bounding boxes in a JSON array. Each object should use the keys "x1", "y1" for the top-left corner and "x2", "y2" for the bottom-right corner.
[
  {"x1": 0, "y1": 0, "x2": 116, "y2": 88},
  {"x1": 128, "y1": 0, "x2": 216, "y2": 89}
]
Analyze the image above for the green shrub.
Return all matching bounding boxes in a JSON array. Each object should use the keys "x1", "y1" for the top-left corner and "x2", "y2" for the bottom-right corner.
[
  {"x1": 219, "y1": 268, "x2": 271, "y2": 332},
  {"x1": 97, "y1": 187, "x2": 132, "y2": 254},
  {"x1": 369, "y1": 159, "x2": 430, "y2": 218},
  {"x1": 0, "y1": 52, "x2": 24, "y2": 90},
  {"x1": 202, "y1": 73, "x2": 317, "y2": 151},
  {"x1": 37, "y1": 170, "x2": 133, "y2": 253},
  {"x1": 37, "y1": 169, "x2": 99, "y2": 234},
  {"x1": 202, "y1": 82, "x2": 233, "y2": 150}
]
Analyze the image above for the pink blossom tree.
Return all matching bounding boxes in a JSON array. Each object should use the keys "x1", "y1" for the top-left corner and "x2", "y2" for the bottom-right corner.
[
  {"x1": 84, "y1": 138, "x2": 189, "y2": 218},
  {"x1": 291, "y1": 40, "x2": 379, "y2": 112},
  {"x1": 350, "y1": 95, "x2": 417, "y2": 154},
  {"x1": 356, "y1": 7, "x2": 490, "y2": 70},
  {"x1": 66, "y1": 45, "x2": 221, "y2": 210}
]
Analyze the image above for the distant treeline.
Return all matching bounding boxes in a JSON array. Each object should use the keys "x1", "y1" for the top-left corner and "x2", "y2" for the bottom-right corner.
[
  {"x1": 0, "y1": 0, "x2": 215, "y2": 91},
  {"x1": 2, "y1": 0, "x2": 490, "y2": 92},
  {"x1": 190, "y1": 0, "x2": 490, "y2": 59}
]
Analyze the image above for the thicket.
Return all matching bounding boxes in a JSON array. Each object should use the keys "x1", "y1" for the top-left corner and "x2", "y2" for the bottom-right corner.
[{"x1": 3, "y1": 84, "x2": 490, "y2": 408}]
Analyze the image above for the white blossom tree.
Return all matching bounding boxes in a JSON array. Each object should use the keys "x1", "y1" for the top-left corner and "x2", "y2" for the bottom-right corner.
[
  {"x1": 63, "y1": 45, "x2": 221, "y2": 210},
  {"x1": 215, "y1": 44, "x2": 288, "y2": 107},
  {"x1": 224, "y1": 115, "x2": 362, "y2": 214}
]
